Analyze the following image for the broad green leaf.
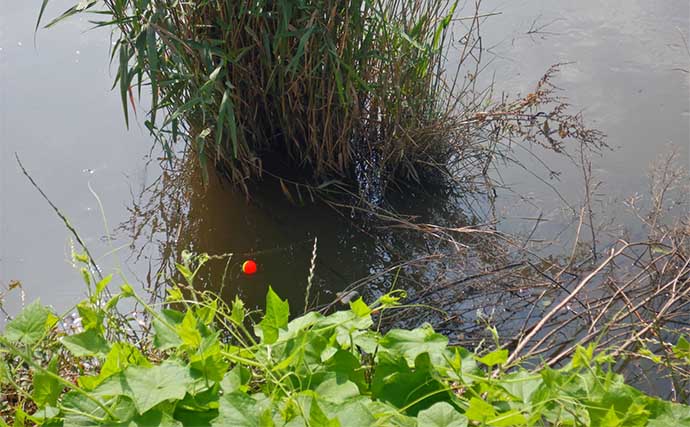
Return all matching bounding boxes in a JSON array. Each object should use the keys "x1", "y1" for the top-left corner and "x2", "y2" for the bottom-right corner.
[
  {"x1": 257, "y1": 287, "x2": 289, "y2": 345},
  {"x1": 79, "y1": 342, "x2": 150, "y2": 390},
  {"x1": 197, "y1": 300, "x2": 218, "y2": 325},
  {"x1": 313, "y1": 375, "x2": 360, "y2": 404},
  {"x1": 190, "y1": 334, "x2": 229, "y2": 382},
  {"x1": 316, "y1": 310, "x2": 372, "y2": 350},
  {"x1": 329, "y1": 400, "x2": 378, "y2": 427},
  {"x1": 379, "y1": 325, "x2": 448, "y2": 365},
  {"x1": 95, "y1": 361, "x2": 192, "y2": 414},
  {"x1": 211, "y1": 392, "x2": 259, "y2": 426},
  {"x1": 476, "y1": 349, "x2": 509, "y2": 367},
  {"x1": 124, "y1": 362, "x2": 192, "y2": 414},
  {"x1": 76, "y1": 301, "x2": 103, "y2": 333},
  {"x1": 176, "y1": 263, "x2": 194, "y2": 284},
  {"x1": 27, "y1": 405, "x2": 60, "y2": 425},
  {"x1": 417, "y1": 402, "x2": 468, "y2": 427},
  {"x1": 62, "y1": 393, "x2": 136, "y2": 426},
  {"x1": 647, "y1": 400, "x2": 690, "y2": 426},
  {"x1": 349, "y1": 297, "x2": 371, "y2": 317},
  {"x1": 61, "y1": 329, "x2": 110, "y2": 357},
  {"x1": 599, "y1": 406, "x2": 623, "y2": 427},
  {"x1": 372, "y1": 352, "x2": 451, "y2": 415},
  {"x1": 4, "y1": 300, "x2": 56, "y2": 345},
  {"x1": 32, "y1": 356, "x2": 60, "y2": 407},
  {"x1": 499, "y1": 370, "x2": 542, "y2": 404},
  {"x1": 115, "y1": 409, "x2": 183, "y2": 427},
  {"x1": 153, "y1": 309, "x2": 184, "y2": 350},
  {"x1": 283, "y1": 311, "x2": 323, "y2": 341},
  {"x1": 101, "y1": 342, "x2": 151, "y2": 377},
  {"x1": 309, "y1": 397, "x2": 341, "y2": 426},
  {"x1": 465, "y1": 397, "x2": 496, "y2": 423},
  {"x1": 324, "y1": 350, "x2": 366, "y2": 391},
  {"x1": 572, "y1": 344, "x2": 595, "y2": 368},
  {"x1": 177, "y1": 309, "x2": 202, "y2": 350},
  {"x1": 220, "y1": 365, "x2": 251, "y2": 394}
]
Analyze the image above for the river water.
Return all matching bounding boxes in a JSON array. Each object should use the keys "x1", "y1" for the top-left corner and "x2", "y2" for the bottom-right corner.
[{"x1": 1, "y1": 0, "x2": 688, "y2": 351}]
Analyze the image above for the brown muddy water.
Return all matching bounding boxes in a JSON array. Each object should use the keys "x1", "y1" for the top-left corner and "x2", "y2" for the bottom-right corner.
[{"x1": 1, "y1": 0, "x2": 689, "y2": 386}]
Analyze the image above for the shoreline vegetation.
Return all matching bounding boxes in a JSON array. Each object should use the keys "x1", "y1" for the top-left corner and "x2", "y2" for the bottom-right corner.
[
  {"x1": 37, "y1": 0, "x2": 602, "y2": 197},
  {"x1": 2, "y1": 258, "x2": 690, "y2": 426},
  {"x1": 1, "y1": 0, "x2": 686, "y2": 425}
]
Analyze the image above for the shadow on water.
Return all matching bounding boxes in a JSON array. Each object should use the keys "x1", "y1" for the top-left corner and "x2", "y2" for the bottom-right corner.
[
  {"x1": 118, "y1": 147, "x2": 557, "y2": 349},
  {"x1": 116, "y1": 145, "x2": 690, "y2": 401},
  {"x1": 118, "y1": 153, "x2": 500, "y2": 315}
]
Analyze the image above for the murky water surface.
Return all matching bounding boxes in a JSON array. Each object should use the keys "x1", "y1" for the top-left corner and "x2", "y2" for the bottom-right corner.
[{"x1": 1, "y1": 0, "x2": 689, "y2": 370}]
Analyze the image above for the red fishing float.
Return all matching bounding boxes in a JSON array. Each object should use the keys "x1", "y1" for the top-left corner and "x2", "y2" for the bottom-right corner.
[{"x1": 242, "y1": 260, "x2": 258, "y2": 275}]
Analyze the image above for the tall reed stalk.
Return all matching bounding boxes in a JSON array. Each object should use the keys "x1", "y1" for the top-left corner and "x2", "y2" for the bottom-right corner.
[{"x1": 39, "y1": 0, "x2": 481, "y2": 192}]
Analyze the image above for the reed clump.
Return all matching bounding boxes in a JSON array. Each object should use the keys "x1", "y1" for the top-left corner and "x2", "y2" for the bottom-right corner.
[{"x1": 41, "y1": 0, "x2": 481, "y2": 192}]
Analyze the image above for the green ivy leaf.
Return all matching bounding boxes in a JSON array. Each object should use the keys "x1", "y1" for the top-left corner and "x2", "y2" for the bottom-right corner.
[
  {"x1": 330, "y1": 400, "x2": 379, "y2": 427},
  {"x1": 324, "y1": 350, "x2": 367, "y2": 391},
  {"x1": 499, "y1": 370, "x2": 542, "y2": 404},
  {"x1": 153, "y1": 309, "x2": 184, "y2": 350},
  {"x1": 372, "y1": 352, "x2": 451, "y2": 414},
  {"x1": 313, "y1": 375, "x2": 360, "y2": 404},
  {"x1": 476, "y1": 349, "x2": 509, "y2": 367},
  {"x1": 76, "y1": 301, "x2": 104, "y2": 333},
  {"x1": 95, "y1": 361, "x2": 192, "y2": 414},
  {"x1": 211, "y1": 392, "x2": 259, "y2": 426},
  {"x1": 104, "y1": 342, "x2": 151, "y2": 375},
  {"x1": 196, "y1": 299, "x2": 218, "y2": 325},
  {"x1": 572, "y1": 344, "x2": 595, "y2": 368},
  {"x1": 190, "y1": 333, "x2": 229, "y2": 382},
  {"x1": 220, "y1": 365, "x2": 251, "y2": 394},
  {"x1": 379, "y1": 326, "x2": 448, "y2": 365},
  {"x1": 123, "y1": 409, "x2": 183, "y2": 427},
  {"x1": 79, "y1": 342, "x2": 151, "y2": 390},
  {"x1": 600, "y1": 406, "x2": 623, "y2": 427},
  {"x1": 61, "y1": 329, "x2": 111, "y2": 357},
  {"x1": 309, "y1": 397, "x2": 341, "y2": 426},
  {"x1": 465, "y1": 397, "x2": 496, "y2": 423},
  {"x1": 27, "y1": 405, "x2": 60, "y2": 425},
  {"x1": 417, "y1": 402, "x2": 468, "y2": 427},
  {"x1": 4, "y1": 300, "x2": 56, "y2": 345},
  {"x1": 257, "y1": 287, "x2": 289, "y2": 345},
  {"x1": 349, "y1": 297, "x2": 371, "y2": 317},
  {"x1": 62, "y1": 393, "x2": 137, "y2": 426},
  {"x1": 177, "y1": 309, "x2": 202, "y2": 350},
  {"x1": 32, "y1": 356, "x2": 60, "y2": 407}
]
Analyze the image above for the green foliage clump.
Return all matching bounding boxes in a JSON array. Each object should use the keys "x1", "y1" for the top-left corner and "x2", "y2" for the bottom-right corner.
[
  {"x1": 2, "y1": 261, "x2": 690, "y2": 426},
  {"x1": 38, "y1": 0, "x2": 471, "y2": 191}
]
